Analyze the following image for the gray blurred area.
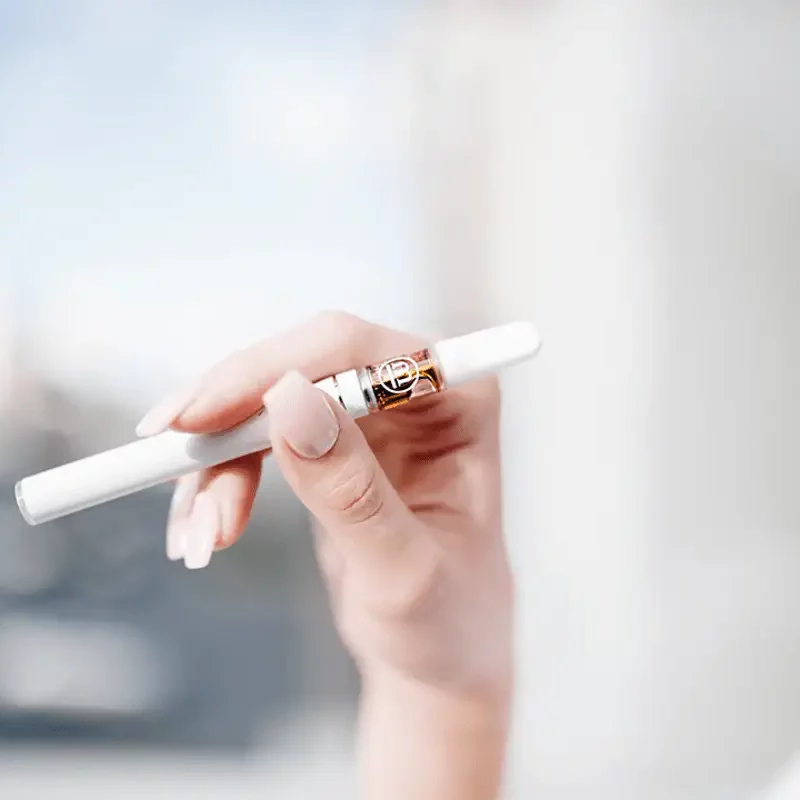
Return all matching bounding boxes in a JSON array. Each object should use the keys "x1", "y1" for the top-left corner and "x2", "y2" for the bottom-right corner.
[{"x1": 0, "y1": 351, "x2": 358, "y2": 750}]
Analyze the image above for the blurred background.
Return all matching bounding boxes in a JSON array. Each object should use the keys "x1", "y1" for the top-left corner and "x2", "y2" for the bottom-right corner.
[{"x1": 0, "y1": 1, "x2": 798, "y2": 797}]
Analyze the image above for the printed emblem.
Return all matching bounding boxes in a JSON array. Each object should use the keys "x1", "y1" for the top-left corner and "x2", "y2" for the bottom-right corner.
[{"x1": 377, "y1": 356, "x2": 420, "y2": 394}]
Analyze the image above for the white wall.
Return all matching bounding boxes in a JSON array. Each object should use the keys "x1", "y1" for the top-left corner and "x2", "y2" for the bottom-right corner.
[{"x1": 411, "y1": 2, "x2": 800, "y2": 797}]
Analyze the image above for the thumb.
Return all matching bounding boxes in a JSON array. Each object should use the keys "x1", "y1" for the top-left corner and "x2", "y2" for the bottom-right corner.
[{"x1": 264, "y1": 370, "x2": 433, "y2": 581}]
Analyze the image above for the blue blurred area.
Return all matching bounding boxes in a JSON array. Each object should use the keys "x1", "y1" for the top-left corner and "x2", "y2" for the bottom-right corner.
[{"x1": 0, "y1": 0, "x2": 401, "y2": 765}]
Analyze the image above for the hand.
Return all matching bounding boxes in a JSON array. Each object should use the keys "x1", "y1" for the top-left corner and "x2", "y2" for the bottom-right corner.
[{"x1": 137, "y1": 312, "x2": 514, "y2": 797}]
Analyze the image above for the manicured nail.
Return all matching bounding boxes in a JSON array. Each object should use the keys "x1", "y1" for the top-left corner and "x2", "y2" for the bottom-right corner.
[
  {"x1": 183, "y1": 492, "x2": 218, "y2": 570},
  {"x1": 166, "y1": 476, "x2": 200, "y2": 561},
  {"x1": 264, "y1": 371, "x2": 340, "y2": 460},
  {"x1": 166, "y1": 519, "x2": 189, "y2": 561},
  {"x1": 136, "y1": 380, "x2": 199, "y2": 437}
]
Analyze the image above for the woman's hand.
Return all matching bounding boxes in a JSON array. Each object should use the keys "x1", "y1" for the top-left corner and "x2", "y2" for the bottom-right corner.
[{"x1": 137, "y1": 312, "x2": 514, "y2": 799}]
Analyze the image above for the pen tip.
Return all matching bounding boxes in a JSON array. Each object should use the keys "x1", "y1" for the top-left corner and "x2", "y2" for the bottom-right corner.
[{"x1": 15, "y1": 481, "x2": 35, "y2": 526}]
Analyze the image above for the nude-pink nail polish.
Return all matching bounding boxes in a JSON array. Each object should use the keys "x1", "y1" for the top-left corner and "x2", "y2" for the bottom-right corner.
[
  {"x1": 136, "y1": 381, "x2": 199, "y2": 438},
  {"x1": 183, "y1": 492, "x2": 218, "y2": 570},
  {"x1": 263, "y1": 371, "x2": 340, "y2": 460},
  {"x1": 166, "y1": 475, "x2": 200, "y2": 561}
]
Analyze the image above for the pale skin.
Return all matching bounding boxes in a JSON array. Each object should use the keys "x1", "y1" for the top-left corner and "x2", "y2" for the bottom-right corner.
[{"x1": 136, "y1": 311, "x2": 515, "y2": 799}]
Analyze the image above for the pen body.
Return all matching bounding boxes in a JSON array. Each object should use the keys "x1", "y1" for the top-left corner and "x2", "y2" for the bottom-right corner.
[
  {"x1": 15, "y1": 322, "x2": 540, "y2": 525},
  {"x1": 16, "y1": 349, "x2": 445, "y2": 525},
  {"x1": 17, "y1": 412, "x2": 273, "y2": 524}
]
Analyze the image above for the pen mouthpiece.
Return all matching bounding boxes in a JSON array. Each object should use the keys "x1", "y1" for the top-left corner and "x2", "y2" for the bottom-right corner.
[{"x1": 433, "y1": 321, "x2": 542, "y2": 387}]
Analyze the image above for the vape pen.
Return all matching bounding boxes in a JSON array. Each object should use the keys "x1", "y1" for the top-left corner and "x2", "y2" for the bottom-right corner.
[{"x1": 15, "y1": 321, "x2": 541, "y2": 525}]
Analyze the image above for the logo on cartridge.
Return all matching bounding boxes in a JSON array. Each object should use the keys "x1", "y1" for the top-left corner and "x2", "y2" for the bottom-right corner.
[{"x1": 377, "y1": 357, "x2": 420, "y2": 394}]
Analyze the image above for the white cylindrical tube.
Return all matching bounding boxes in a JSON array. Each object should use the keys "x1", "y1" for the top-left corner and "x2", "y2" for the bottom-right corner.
[
  {"x1": 15, "y1": 321, "x2": 541, "y2": 525},
  {"x1": 16, "y1": 413, "x2": 273, "y2": 525}
]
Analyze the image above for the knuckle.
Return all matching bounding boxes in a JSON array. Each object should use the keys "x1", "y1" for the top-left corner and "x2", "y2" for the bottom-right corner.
[
  {"x1": 313, "y1": 309, "x2": 343, "y2": 329},
  {"x1": 315, "y1": 309, "x2": 362, "y2": 337},
  {"x1": 326, "y1": 462, "x2": 384, "y2": 525},
  {"x1": 315, "y1": 310, "x2": 369, "y2": 352}
]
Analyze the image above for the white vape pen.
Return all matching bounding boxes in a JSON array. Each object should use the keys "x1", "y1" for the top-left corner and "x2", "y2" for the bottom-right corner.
[{"x1": 15, "y1": 321, "x2": 541, "y2": 525}]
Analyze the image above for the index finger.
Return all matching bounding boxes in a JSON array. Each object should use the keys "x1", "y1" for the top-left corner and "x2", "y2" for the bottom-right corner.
[{"x1": 170, "y1": 311, "x2": 427, "y2": 434}]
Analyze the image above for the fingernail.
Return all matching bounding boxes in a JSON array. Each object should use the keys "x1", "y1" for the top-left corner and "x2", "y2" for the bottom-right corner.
[
  {"x1": 166, "y1": 477, "x2": 199, "y2": 561},
  {"x1": 264, "y1": 371, "x2": 340, "y2": 460},
  {"x1": 166, "y1": 519, "x2": 189, "y2": 561},
  {"x1": 183, "y1": 492, "x2": 218, "y2": 570},
  {"x1": 136, "y1": 380, "x2": 199, "y2": 437}
]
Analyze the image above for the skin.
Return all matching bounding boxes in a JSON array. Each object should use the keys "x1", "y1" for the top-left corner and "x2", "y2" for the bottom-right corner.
[{"x1": 139, "y1": 311, "x2": 515, "y2": 799}]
